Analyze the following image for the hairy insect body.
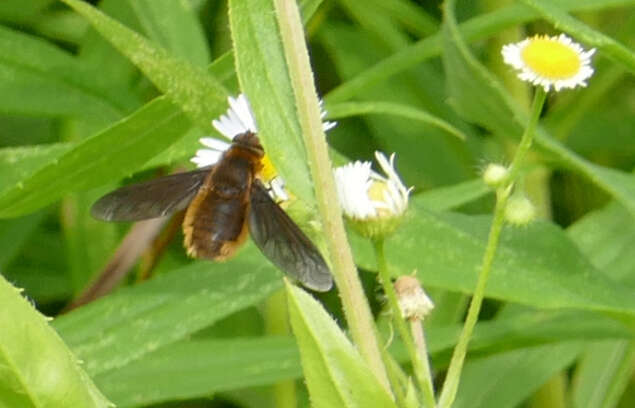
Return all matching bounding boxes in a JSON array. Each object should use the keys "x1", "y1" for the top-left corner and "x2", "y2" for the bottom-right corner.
[
  {"x1": 91, "y1": 131, "x2": 333, "y2": 292},
  {"x1": 183, "y1": 136, "x2": 263, "y2": 260}
]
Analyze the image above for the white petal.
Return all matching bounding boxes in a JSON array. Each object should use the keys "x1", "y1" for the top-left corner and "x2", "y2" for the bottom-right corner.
[
  {"x1": 211, "y1": 93, "x2": 258, "y2": 139},
  {"x1": 200, "y1": 137, "x2": 230, "y2": 151},
  {"x1": 319, "y1": 99, "x2": 337, "y2": 132},
  {"x1": 334, "y1": 161, "x2": 377, "y2": 219},
  {"x1": 268, "y1": 177, "x2": 289, "y2": 202},
  {"x1": 190, "y1": 148, "x2": 223, "y2": 167}
]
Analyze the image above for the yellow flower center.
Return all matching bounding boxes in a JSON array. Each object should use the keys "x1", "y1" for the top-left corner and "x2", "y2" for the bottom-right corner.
[
  {"x1": 260, "y1": 154, "x2": 277, "y2": 182},
  {"x1": 368, "y1": 181, "x2": 391, "y2": 218},
  {"x1": 521, "y1": 36, "x2": 581, "y2": 79}
]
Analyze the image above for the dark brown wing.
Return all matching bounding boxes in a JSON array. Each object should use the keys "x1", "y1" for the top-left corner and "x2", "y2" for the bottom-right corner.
[
  {"x1": 91, "y1": 167, "x2": 212, "y2": 221},
  {"x1": 248, "y1": 180, "x2": 333, "y2": 292}
]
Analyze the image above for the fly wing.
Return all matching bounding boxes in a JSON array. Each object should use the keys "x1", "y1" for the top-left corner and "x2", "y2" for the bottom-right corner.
[
  {"x1": 91, "y1": 167, "x2": 212, "y2": 221},
  {"x1": 248, "y1": 180, "x2": 333, "y2": 292}
]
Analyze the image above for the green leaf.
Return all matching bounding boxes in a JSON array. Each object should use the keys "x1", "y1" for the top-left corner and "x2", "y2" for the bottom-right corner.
[
  {"x1": 567, "y1": 201, "x2": 635, "y2": 284},
  {"x1": 326, "y1": 0, "x2": 630, "y2": 102},
  {"x1": 59, "y1": 0, "x2": 227, "y2": 131},
  {"x1": 0, "y1": 212, "x2": 45, "y2": 267},
  {"x1": 299, "y1": 0, "x2": 326, "y2": 22},
  {"x1": 74, "y1": 0, "x2": 144, "y2": 105},
  {"x1": 441, "y1": 0, "x2": 635, "y2": 214},
  {"x1": 6, "y1": 0, "x2": 331, "y2": 220},
  {"x1": 53, "y1": 245, "x2": 282, "y2": 376},
  {"x1": 60, "y1": 190, "x2": 119, "y2": 293},
  {"x1": 3, "y1": 268, "x2": 72, "y2": 305},
  {"x1": 537, "y1": 137, "x2": 635, "y2": 216},
  {"x1": 140, "y1": 53, "x2": 240, "y2": 169},
  {"x1": 128, "y1": 0, "x2": 211, "y2": 66},
  {"x1": 229, "y1": 0, "x2": 314, "y2": 205},
  {"x1": 416, "y1": 179, "x2": 489, "y2": 211},
  {"x1": 338, "y1": 0, "x2": 412, "y2": 51},
  {"x1": 0, "y1": 24, "x2": 126, "y2": 120},
  {"x1": 521, "y1": 0, "x2": 635, "y2": 73},
  {"x1": 425, "y1": 310, "x2": 633, "y2": 358},
  {"x1": 0, "y1": 97, "x2": 192, "y2": 218},
  {"x1": 364, "y1": 0, "x2": 438, "y2": 37},
  {"x1": 0, "y1": 274, "x2": 113, "y2": 407},
  {"x1": 571, "y1": 340, "x2": 635, "y2": 408},
  {"x1": 94, "y1": 337, "x2": 301, "y2": 407},
  {"x1": 87, "y1": 307, "x2": 631, "y2": 405},
  {"x1": 319, "y1": 24, "x2": 472, "y2": 187},
  {"x1": 285, "y1": 282, "x2": 397, "y2": 408},
  {"x1": 1, "y1": 220, "x2": 72, "y2": 303},
  {"x1": 0, "y1": 0, "x2": 52, "y2": 22},
  {"x1": 326, "y1": 101, "x2": 466, "y2": 140},
  {"x1": 567, "y1": 203, "x2": 635, "y2": 408},
  {"x1": 352, "y1": 198, "x2": 635, "y2": 316},
  {"x1": 453, "y1": 343, "x2": 583, "y2": 408},
  {"x1": 0, "y1": 143, "x2": 72, "y2": 195},
  {"x1": 0, "y1": 6, "x2": 325, "y2": 215}
]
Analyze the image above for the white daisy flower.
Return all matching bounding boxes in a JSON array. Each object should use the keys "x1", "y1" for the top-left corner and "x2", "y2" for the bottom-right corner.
[
  {"x1": 502, "y1": 34, "x2": 595, "y2": 92},
  {"x1": 334, "y1": 152, "x2": 411, "y2": 238},
  {"x1": 191, "y1": 94, "x2": 335, "y2": 202}
]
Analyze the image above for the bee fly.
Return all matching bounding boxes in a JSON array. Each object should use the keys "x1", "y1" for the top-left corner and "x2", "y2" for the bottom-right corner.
[{"x1": 91, "y1": 132, "x2": 333, "y2": 292}]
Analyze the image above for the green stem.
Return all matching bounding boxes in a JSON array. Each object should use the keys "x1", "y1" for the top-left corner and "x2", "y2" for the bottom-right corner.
[
  {"x1": 381, "y1": 347, "x2": 411, "y2": 407},
  {"x1": 273, "y1": 0, "x2": 392, "y2": 394},
  {"x1": 437, "y1": 88, "x2": 547, "y2": 408},
  {"x1": 410, "y1": 319, "x2": 433, "y2": 398},
  {"x1": 374, "y1": 239, "x2": 436, "y2": 408},
  {"x1": 507, "y1": 88, "x2": 547, "y2": 182}
]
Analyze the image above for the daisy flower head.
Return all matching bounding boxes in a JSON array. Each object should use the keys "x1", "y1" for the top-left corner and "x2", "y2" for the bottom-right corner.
[
  {"x1": 190, "y1": 94, "x2": 256, "y2": 169},
  {"x1": 334, "y1": 152, "x2": 411, "y2": 239},
  {"x1": 502, "y1": 34, "x2": 595, "y2": 92},
  {"x1": 191, "y1": 94, "x2": 336, "y2": 202},
  {"x1": 192, "y1": 94, "x2": 336, "y2": 168}
]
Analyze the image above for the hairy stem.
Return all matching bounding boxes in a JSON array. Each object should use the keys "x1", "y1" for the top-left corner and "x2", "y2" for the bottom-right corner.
[
  {"x1": 374, "y1": 239, "x2": 436, "y2": 407},
  {"x1": 438, "y1": 88, "x2": 547, "y2": 407},
  {"x1": 273, "y1": 0, "x2": 392, "y2": 393}
]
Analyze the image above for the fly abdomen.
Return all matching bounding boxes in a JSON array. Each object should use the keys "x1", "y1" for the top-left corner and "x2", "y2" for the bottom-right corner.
[{"x1": 183, "y1": 183, "x2": 249, "y2": 261}]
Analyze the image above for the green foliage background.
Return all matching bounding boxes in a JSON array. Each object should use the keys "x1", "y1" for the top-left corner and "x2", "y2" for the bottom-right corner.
[{"x1": 0, "y1": 0, "x2": 633, "y2": 407}]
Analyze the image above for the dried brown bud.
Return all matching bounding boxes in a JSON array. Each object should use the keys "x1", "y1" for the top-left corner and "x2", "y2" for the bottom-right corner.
[{"x1": 394, "y1": 276, "x2": 434, "y2": 321}]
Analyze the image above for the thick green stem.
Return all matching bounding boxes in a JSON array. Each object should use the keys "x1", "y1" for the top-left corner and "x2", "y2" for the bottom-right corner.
[
  {"x1": 410, "y1": 319, "x2": 433, "y2": 399},
  {"x1": 273, "y1": 0, "x2": 392, "y2": 393},
  {"x1": 381, "y1": 347, "x2": 411, "y2": 407},
  {"x1": 374, "y1": 239, "x2": 436, "y2": 408},
  {"x1": 438, "y1": 88, "x2": 547, "y2": 408}
]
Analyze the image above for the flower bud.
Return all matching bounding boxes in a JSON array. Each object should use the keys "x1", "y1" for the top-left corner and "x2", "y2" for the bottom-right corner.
[
  {"x1": 504, "y1": 194, "x2": 536, "y2": 226},
  {"x1": 482, "y1": 163, "x2": 509, "y2": 188},
  {"x1": 394, "y1": 276, "x2": 434, "y2": 321}
]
